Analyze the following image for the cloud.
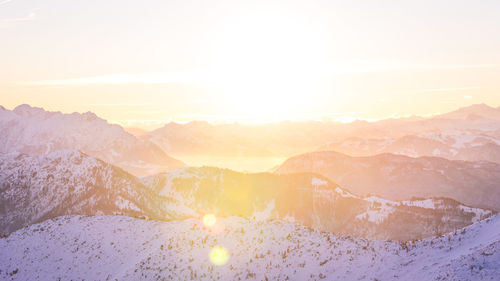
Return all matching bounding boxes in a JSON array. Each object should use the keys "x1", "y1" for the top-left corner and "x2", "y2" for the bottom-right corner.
[
  {"x1": 84, "y1": 103, "x2": 153, "y2": 107},
  {"x1": 24, "y1": 72, "x2": 212, "y2": 86},
  {"x1": 21, "y1": 62, "x2": 496, "y2": 87},
  {"x1": 424, "y1": 64, "x2": 496, "y2": 70},
  {"x1": 329, "y1": 60, "x2": 497, "y2": 76},
  {"x1": 417, "y1": 87, "x2": 478, "y2": 93},
  {"x1": 2, "y1": 10, "x2": 37, "y2": 22},
  {"x1": 0, "y1": 0, "x2": 13, "y2": 6}
]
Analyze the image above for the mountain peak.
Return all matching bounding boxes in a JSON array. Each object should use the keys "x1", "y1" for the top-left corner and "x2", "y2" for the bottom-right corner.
[
  {"x1": 13, "y1": 104, "x2": 48, "y2": 118},
  {"x1": 82, "y1": 111, "x2": 98, "y2": 121},
  {"x1": 11, "y1": 104, "x2": 109, "y2": 124},
  {"x1": 467, "y1": 103, "x2": 494, "y2": 110},
  {"x1": 2, "y1": 103, "x2": 185, "y2": 176},
  {"x1": 436, "y1": 103, "x2": 500, "y2": 120}
]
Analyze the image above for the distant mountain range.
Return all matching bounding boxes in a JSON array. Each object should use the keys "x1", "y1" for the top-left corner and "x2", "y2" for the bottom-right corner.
[
  {"x1": 317, "y1": 105, "x2": 500, "y2": 163},
  {"x1": 0, "y1": 151, "x2": 493, "y2": 240},
  {"x1": 2, "y1": 103, "x2": 499, "y2": 170},
  {"x1": 321, "y1": 132, "x2": 500, "y2": 164},
  {"x1": 140, "y1": 103, "x2": 500, "y2": 164},
  {"x1": 276, "y1": 151, "x2": 500, "y2": 211},
  {"x1": 1, "y1": 214, "x2": 498, "y2": 280},
  {"x1": 0, "y1": 104, "x2": 185, "y2": 176}
]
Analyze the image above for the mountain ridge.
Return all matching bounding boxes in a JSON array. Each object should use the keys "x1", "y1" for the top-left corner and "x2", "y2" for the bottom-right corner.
[
  {"x1": 0, "y1": 152, "x2": 493, "y2": 240},
  {"x1": 0, "y1": 104, "x2": 185, "y2": 176},
  {"x1": 276, "y1": 150, "x2": 500, "y2": 211}
]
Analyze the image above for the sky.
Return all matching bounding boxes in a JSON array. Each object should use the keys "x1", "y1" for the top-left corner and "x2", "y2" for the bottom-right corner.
[{"x1": 1, "y1": 0, "x2": 499, "y2": 129}]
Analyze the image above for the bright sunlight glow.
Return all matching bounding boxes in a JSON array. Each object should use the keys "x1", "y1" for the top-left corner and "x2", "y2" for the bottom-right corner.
[
  {"x1": 207, "y1": 9, "x2": 328, "y2": 121},
  {"x1": 203, "y1": 214, "x2": 217, "y2": 227},
  {"x1": 209, "y1": 245, "x2": 230, "y2": 266}
]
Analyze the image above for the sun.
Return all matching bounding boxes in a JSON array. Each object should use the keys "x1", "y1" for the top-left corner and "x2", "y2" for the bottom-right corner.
[{"x1": 205, "y1": 9, "x2": 329, "y2": 122}]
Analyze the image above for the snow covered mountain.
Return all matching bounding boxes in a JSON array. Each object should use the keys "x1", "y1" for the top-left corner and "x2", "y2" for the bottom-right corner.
[
  {"x1": 317, "y1": 105, "x2": 500, "y2": 164},
  {"x1": 0, "y1": 150, "x2": 172, "y2": 235},
  {"x1": 142, "y1": 167, "x2": 493, "y2": 240},
  {"x1": 276, "y1": 151, "x2": 500, "y2": 211},
  {"x1": 321, "y1": 133, "x2": 500, "y2": 164},
  {"x1": 435, "y1": 103, "x2": 500, "y2": 121},
  {"x1": 0, "y1": 153, "x2": 492, "y2": 240},
  {"x1": 1, "y1": 214, "x2": 499, "y2": 280},
  {"x1": 0, "y1": 104, "x2": 184, "y2": 176}
]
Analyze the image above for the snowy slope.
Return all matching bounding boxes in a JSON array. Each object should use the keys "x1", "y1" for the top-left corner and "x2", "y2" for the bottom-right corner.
[
  {"x1": 276, "y1": 151, "x2": 500, "y2": 211},
  {"x1": 142, "y1": 167, "x2": 493, "y2": 240},
  {"x1": 0, "y1": 214, "x2": 499, "y2": 281},
  {"x1": 0, "y1": 104, "x2": 184, "y2": 176},
  {"x1": 0, "y1": 150, "x2": 174, "y2": 235}
]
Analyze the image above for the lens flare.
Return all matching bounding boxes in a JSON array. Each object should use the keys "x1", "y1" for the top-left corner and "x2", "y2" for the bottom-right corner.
[
  {"x1": 209, "y1": 245, "x2": 230, "y2": 266},
  {"x1": 203, "y1": 214, "x2": 217, "y2": 227}
]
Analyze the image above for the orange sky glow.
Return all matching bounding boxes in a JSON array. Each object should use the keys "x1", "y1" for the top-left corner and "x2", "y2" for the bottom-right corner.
[{"x1": 1, "y1": 0, "x2": 499, "y2": 129}]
